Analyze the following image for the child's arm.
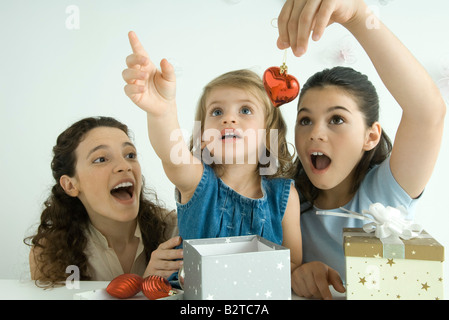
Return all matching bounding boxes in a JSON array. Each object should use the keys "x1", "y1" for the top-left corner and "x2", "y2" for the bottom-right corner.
[
  {"x1": 344, "y1": 4, "x2": 446, "y2": 199},
  {"x1": 280, "y1": 185, "x2": 302, "y2": 279},
  {"x1": 278, "y1": 0, "x2": 446, "y2": 199},
  {"x1": 123, "y1": 31, "x2": 203, "y2": 196},
  {"x1": 282, "y1": 184, "x2": 345, "y2": 299}
]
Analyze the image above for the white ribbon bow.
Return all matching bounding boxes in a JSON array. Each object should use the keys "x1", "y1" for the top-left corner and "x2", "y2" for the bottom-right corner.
[{"x1": 317, "y1": 203, "x2": 423, "y2": 240}]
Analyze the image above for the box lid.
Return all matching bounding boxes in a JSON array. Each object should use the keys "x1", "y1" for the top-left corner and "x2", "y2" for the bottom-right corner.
[{"x1": 343, "y1": 228, "x2": 444, "y2": 261}]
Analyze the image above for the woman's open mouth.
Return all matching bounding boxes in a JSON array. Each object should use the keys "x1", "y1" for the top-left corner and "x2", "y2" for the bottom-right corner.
[
  {"x1": 110, "y1": 181, "x2": 135, "y2": 203},
  {"x1": 311, "y1": 152, "x2": 331, "y2": 172}
]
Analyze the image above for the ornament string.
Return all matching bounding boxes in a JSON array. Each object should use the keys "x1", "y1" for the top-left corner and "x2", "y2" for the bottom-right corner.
[
  {"x1": 271, "y1": 18, "x2": 288, "y2": 75},
  {"x1": 280, "y1": 49, "x2": 288, "y2": 74}
]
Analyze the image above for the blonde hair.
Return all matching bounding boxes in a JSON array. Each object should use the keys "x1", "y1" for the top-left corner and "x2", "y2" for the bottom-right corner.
[{"x1": 189, "y1": 69, "x2": 296, "y2": 179}]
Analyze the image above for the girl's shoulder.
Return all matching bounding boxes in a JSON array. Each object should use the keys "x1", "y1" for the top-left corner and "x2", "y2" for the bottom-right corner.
[
  {"x1": 262, "y1": 175, "x2": 294, "y2": 192},
  {"x1": 175, "y1": 163, "x2": 216, "y2": 207},
  {"x1": 360, "y1": 157, "x2": 397, "y2": 193},
  {"x1": 356, "y1": 157, "x2": 418, "y2": 217},
  {"x1": 262, "y1": 176, "x2": 295, "y2": 212}
]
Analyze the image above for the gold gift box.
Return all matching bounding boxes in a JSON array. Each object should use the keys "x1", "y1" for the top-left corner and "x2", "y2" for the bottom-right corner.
[{"x1": 343, "y1": 228, "x2": 444, "y2": 300}]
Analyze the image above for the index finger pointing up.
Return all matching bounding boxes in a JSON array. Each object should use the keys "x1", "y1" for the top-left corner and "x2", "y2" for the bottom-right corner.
[{"x1": 128, "y1": 31, "x2": 148, "y2": 56}]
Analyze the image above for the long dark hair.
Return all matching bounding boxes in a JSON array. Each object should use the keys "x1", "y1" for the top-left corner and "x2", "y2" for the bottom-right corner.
[
  {"x1": 24, "y1": 117, "x2": 172, "y2": 285},
  {"x1": 295, "y1": 67, "x2": 392, "y2": 207}
]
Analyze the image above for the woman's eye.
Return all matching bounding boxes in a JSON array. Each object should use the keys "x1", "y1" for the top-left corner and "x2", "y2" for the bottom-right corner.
[
  {"x1": 93, "y1": 157, "x2": 106, "y2": 163},
  {"x1": 330, "y1": 115, "x2": 344, "y2": 125},
  {"x1": 240, "y1": 107, "x2": 252, "y2": 115},
  {"x1": 211, "y1": 109, "x2": 222, "y2": 117},
  {"x1": 126, "y1": 152, "x2": 137, "y2": 159}
]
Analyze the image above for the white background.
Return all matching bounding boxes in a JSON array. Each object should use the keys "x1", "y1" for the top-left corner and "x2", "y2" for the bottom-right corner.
[{"x1": 1, "y1": 0, "x2": 448, "y2": 298}]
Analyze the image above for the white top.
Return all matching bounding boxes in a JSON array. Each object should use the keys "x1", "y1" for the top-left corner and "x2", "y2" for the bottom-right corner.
[
  {"x1": 84, "y1": 211, "x2": 178, "y2": 280},
  {"x1": 84, "y1": 223, "x2": 146, "y2": 280},
  {"x1": 300, "y1": 157, "x2": 419, "y2": 282}
]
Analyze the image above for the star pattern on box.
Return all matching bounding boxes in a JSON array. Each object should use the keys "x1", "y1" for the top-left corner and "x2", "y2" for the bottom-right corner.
[
  {"x1": 421, "y1": 282, "x2": 430, "y2": 291},
  {"x1": 344, "y1": 228, "x2": 444, "y2": 300},
  {"x1": 386, "y1": 258, "x2": 395, "y2": 267},
  {"x1": 346, "y1": 256, "x2": 444, "y2": 300},
  {"x1": 184, "y1": 236, "x2": 291, "y2": 299}
]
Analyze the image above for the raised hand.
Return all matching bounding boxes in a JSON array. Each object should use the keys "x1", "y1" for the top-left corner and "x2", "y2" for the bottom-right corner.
[
  {"x1": 122, "y1": 31, "x2": 176, "y2": 116},
  {"x1": 277, "y1": 0, "x2": 363, "y2": 56}
]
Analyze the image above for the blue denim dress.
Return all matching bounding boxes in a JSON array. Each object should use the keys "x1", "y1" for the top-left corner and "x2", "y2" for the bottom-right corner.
[{"x1": 176, "y1": 164, "x2": 293, "y2": 246}]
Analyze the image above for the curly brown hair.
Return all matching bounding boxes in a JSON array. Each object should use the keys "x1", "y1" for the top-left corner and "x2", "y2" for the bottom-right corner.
[
  {"x1": 189, "y1": 69, "x2": 296, "y2": 179},
  {"x1": 24, "y1": 117, "x2": 172, "y2": 286}
]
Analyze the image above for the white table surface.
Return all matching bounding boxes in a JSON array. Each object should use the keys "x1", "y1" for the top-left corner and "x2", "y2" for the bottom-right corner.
[{"x1": 0, "y1": 279, "x2": 346, "y2": 300}]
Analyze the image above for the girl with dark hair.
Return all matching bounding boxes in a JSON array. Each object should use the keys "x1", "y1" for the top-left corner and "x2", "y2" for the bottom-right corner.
[
  {"x1": 277, "y1": 0, "x2": 446, "y2": 299},
  {"x1": 25, "y1": 117, "x2": 182, "y2": 286}
]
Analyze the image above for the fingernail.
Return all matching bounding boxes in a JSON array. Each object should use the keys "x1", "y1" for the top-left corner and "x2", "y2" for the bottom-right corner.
[{"x1": 295, "y1": 46, "x2": 305, "y2": 57}]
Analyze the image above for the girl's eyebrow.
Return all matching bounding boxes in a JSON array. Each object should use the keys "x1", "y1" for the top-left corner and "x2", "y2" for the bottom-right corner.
[
  {"x1": 207, "y1": 99, "x2": 256, "y2": 107},
  {"x1": 297, "y1": 107, "x2": 311, "y2": 114},
  {"x1": 297, "y1": 105, "x2": 352, "y2": 114},
  {"x1": 86, "y1": 142, "x2": 136, "y2": 159},
  {"x1": 328, "y1": 106, "x2": 352, "y2": 114}
]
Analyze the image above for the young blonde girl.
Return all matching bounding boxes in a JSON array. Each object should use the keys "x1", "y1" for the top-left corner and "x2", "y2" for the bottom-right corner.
[
  {"x1": 122, "y1": 32, "x2": 302, "y2": 274},
  {"x1": 277, "y1": 0, "x2": 446, "y2": 299}
]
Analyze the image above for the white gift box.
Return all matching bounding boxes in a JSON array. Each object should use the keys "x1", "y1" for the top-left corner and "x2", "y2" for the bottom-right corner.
[{"x1": 183, "y1": 235, "x2": 291, "y2": 300}]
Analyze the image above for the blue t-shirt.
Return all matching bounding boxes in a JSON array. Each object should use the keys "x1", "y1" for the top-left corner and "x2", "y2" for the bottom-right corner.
[
  {"x1": 176, "y1": 163, "x2": 293, "y2": 245},
  {"x1": 300, "y1": 158, "x2": 419, "y2": 282}
]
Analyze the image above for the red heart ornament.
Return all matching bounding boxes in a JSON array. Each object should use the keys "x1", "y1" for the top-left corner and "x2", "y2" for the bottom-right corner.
[
  {"x1": 106, "y1": 273, "x2": 143, "y2": 299},
  {"x1": 263, "y1": 66, "x2": 300, "y2": 107},
  {"x1": 142, "y1": 275, "x2": 176, "y2": 300}
]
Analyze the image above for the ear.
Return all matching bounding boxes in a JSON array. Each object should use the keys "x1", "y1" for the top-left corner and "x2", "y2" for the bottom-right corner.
[
  {"x1": 363, "y1": 122, "x2": 382, "y2": 151},
  {"x1": 59, "y1": 175, "x2": 79, "y2": 197}
]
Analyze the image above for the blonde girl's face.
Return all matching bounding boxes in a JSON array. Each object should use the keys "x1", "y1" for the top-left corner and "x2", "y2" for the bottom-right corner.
[
  {"x1": 295, "y1": 86, "x2": 375, "y2": 192},
  {"x1": 202, "y1": 86, "x2": 267, "y2": 165},
  {"x1": 62, "y1": 127, "x2": 142, "y2": 224}
]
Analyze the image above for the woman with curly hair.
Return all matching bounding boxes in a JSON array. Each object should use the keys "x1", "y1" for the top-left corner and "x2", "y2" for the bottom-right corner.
[{"x1": 25, "y1": 116, "x2": 182, "y2": 286}]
